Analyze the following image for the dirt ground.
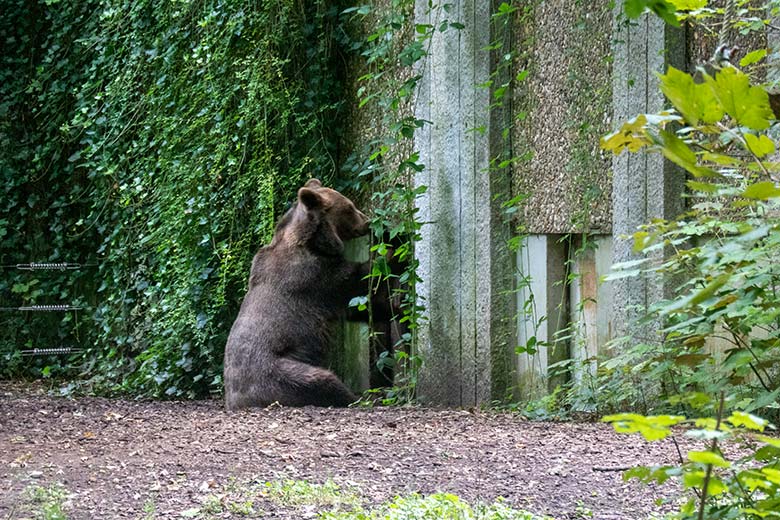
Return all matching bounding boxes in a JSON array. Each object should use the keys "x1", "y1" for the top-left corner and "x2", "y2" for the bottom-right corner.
[{"x1": 0, "y1": 383, "x2": 691, "y2": 519}]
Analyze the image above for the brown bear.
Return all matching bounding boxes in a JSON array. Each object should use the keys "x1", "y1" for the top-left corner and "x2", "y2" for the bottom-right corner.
[{"x1": 223, "y1": 178, "x2": 373, "y2": 409}]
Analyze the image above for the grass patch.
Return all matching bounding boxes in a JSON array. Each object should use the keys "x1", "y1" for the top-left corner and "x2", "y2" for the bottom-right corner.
[
  {"x1": 321, "y1": 493, "x2": 548, "y2": 520},
  {"x1": 18, "y1": 483, "x2": 69, "y2": 520},
  {"x1": 179, "y1": 479, "x2": 545, "y2": 519},
  {"x1": 262, "y1": 479, "x2": 362, "y2": 510},
  {"x1": 180, "y1": 477, "x2": 362, "y2": 518}
]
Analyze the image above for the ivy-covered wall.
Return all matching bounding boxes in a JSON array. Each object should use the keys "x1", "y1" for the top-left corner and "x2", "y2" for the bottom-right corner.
[{"x1": 0, "y1": 0, "x2": 350, "y2": 397}]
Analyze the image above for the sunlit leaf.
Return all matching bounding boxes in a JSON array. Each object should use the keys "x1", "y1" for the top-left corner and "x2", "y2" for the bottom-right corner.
[
  {"x1": 667, "y1": 0, "x2": 707, "y2": 9},
  {"x1": 744, "y1": 133, "x2": 776, "y2": 158},
  {"x1": 740, "y1": 48, "x2": 768, "y2": 68},
  {"x1": 756, "y1": 435, "x2": 780, "y2": 448},
  {"x1": 602, "y1": 413, "x2": 686, "y2": 441},
  {"x1": 688, "y1": 450, "x2": 731, "y2": 468},
  {"x1": 687, "y1": 180, "x2": 718, "y2": 193},
  {"x1": 727, "y1": 411, "x2": 767, "y2": 431},
  {"x1": 659, "y1": 66, "x2": 723, "y2": 125},
  {"x1": 601, "y1": 115, "x2": 652, "y2": 154},
  {"x1": 742, "y1": 181, "x2": 780, "y2": 200},
  {"x1": 705, "y1": 68, "x2": 774, "y2": 130}
]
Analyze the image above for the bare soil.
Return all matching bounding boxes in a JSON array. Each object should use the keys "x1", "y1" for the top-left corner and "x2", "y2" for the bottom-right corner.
[{"x1": 0, "y1": 383, "x2": 689, "y2": 519}]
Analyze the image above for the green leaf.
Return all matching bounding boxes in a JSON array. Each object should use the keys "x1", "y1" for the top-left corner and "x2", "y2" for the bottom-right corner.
[
  {"x1": 659, "y1": 66, "x2": 723, "y2": 125},
  {"x1": 658, "y1": 130, "x2": 720, "y2": 178},
  {"x1": 740, "y1": 48, "x2": 768, "y2": 68},
  {"x1": 705, "y1": 68, "x2": 774, "y2": 130},
  {"x1": 744, "y1": 133, "x2": 776, "y2": 158},
  {"x1": 757, "y1": 435, "x2": 780, "y2": 448},
  {"x1": 624, "y1": 0, "x2": 680, "y2": 26},
  {"x1": 601, "y1": 115, "x2": 652, "y2": 154},
  {"x1": 602, "y1": 413, "x2": 686, "y2": 441},
  {"x1": 742, "y1": 181, "x2": 780, "y2": 200},
  {"x1": 687, "y1": 450, "x2": 731, "y2": 468},
  {"x1": 667, "y1": 0, "x2": 707, "y2": 9},
  {"x1": 727, "y1": 411, "x2": 767, "y2": 431},
  {"x1": 686, "y1": 180, "x2": 718, "y2": 193},
  {"x1": 665, "y1": 273, "x2": 730, "y2": 313}
]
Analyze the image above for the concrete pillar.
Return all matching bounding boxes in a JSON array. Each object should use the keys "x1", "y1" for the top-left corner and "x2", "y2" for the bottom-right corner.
[
  {"x1": 611, "y1": 13, "x2": 685, "y2": 339},
  {"x1": 414, "y1": 0, "x2": 513, "y2": 406}
]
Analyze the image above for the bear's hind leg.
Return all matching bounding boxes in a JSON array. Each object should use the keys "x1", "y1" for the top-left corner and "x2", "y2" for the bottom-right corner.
[{"x1": 278, "y1": 358, "x2": 357, "y2": 407}]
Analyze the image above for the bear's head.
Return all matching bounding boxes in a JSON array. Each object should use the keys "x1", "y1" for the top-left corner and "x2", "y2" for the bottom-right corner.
[{"x1": 283, "y1": 178, "x2": 369, "y2": 255}]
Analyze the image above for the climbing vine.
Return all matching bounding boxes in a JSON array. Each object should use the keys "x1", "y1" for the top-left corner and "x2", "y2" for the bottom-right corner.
[{"x1": 1, "y1": 0, "x2": 348, "y2": 397}]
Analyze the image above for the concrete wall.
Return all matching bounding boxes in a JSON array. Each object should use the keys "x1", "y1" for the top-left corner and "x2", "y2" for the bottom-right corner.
[
  {"x1": 338, "y1": 2, "x2": 770, "y2": 406},
  {"x1": 411, "y1": 2, "x2": 685, "y2": 406},
  {"x1": 513, "y1": 0, "x2": 613, "y2": 234}
]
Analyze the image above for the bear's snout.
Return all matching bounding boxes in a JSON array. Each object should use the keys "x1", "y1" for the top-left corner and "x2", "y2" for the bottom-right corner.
[{"x1": 354, "y1": 209, "x2": 369, "y2": 236}]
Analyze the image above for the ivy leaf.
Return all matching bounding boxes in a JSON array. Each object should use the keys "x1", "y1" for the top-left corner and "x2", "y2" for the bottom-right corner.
[
  {"x1": 659, "y1": 66, "x2": 723, "y2": 125},
  {"x1": 740, "y1": 48, "x2": 768, "y2": 68},
  {"x1": 743, "y1": 133, "x2": 776, "y2": 158},
  {"x1": 742, "y1": 181, "x2": 780, "y2": 200},
  {"x1": 624, "y1": 0, "x2": 680, "y2": 26},
  {"x1": 348, "y1": 296, "x2": 369, "y2": 311},
  {"x1": 705, "y1": 67, "x2": 774, "y2": 130}
]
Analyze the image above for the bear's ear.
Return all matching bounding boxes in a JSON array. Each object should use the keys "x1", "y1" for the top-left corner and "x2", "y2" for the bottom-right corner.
[
  {"x1": 298, "y1": 187, "x2": 322, "y2": 210},
  {"x1": 304, "y1": 178, "x2": 322, "y2": 188}
]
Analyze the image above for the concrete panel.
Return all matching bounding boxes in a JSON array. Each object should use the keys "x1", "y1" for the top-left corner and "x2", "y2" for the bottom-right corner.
[
  {"x1": 512, "y1": 1, "x2": 613, "y2": 234},
  {"x1": 414, "y1": 0, "x2": 513, "y2": 406},
  {"x1": 569, "y1": 235, "x2": 614, "y2": 386},
  {"x1": 515, "y1": 235, "x2": 569, "y2": 399}
]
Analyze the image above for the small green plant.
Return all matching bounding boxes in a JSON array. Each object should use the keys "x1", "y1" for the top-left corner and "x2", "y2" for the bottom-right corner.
[
  {"x1": 21, "y1": 483, "x2": 69, "y2": 520},
  {"x1": 142, "y1": 497, "x2": 156, "y2": 520},
  {"x1": 604, "y1": 402, "x2": 780, "y2": 519},
  {"x1": 262, "y1": 479, "x2": 362, "y2": 511},
  {"x1": 320, "y1": 493, "x2": 548, "y2": 520}
]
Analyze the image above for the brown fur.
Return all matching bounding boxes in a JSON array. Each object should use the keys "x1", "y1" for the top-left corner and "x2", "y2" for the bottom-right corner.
[{"x1": 224, "y1": 179, "x2": 370, "y2": 409}]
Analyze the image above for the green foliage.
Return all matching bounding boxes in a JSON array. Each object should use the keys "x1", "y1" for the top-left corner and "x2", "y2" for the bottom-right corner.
[
  {"x1": 178, "y1": 480, "x2": 546, "y2": 520},
  {"x1": 602, "y1": 63, "x2": 780, "y2": 416},
  {"x1": 601, "y1": 4, "x2": 780, "y2": 517},
  {"x1": 623, "y1": 0, "x2": 681, "y2": 26},
  {"x1": 20, "y1": 483, "x2": 69, "y2": 520},
  {"x1": 321, "y1": 493, "x2": 547, "y2": 520},
  {"x1": 1, "y1": 0, "x2": 347, "y2": 396},
  {"x1": 604, "y1": 404, "x2": 780, "y2": 519},
  {"x1": 263, "y1": 479, "x2": 362, "y2": 510}
]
